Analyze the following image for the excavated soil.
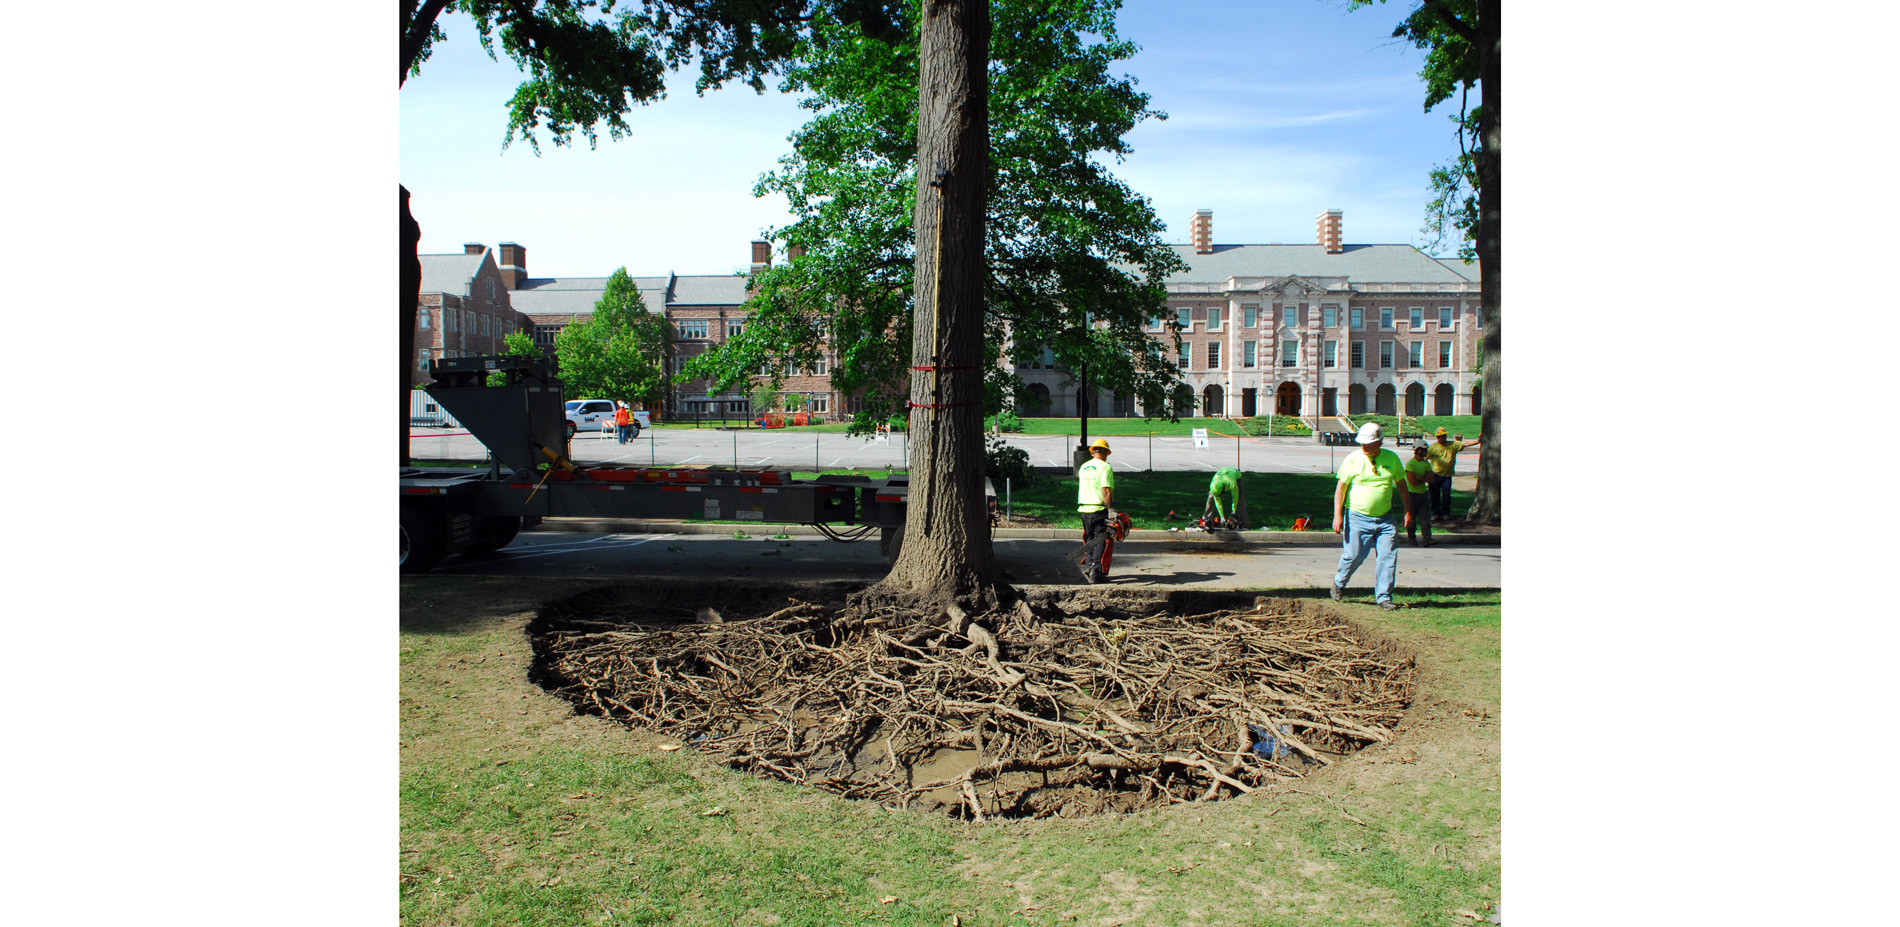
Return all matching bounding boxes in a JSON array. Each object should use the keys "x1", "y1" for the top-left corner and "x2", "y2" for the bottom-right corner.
[{"x1": 527, "y1": 582, "x2": 1415, "y2": 820}]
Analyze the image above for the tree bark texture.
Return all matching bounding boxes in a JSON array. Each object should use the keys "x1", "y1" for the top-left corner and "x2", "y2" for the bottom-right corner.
[
  {"x1": 1468, "y1": 0, "x2": 1499, "y2": 525},
  {"x1": 879, "y1": 0, "x2": 997, "y2": 605},
  {"x1": 402, "y1": 184, "x2": 421, "y2": 465}
]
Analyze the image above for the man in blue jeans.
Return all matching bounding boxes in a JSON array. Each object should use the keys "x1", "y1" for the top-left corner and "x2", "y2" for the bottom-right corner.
[{"x1": 1330, "y1": 422, "x2": 1414, "y2": 610}]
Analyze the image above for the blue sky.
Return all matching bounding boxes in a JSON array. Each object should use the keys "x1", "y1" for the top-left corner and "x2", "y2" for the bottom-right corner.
[{"x1": 400, "y1": 0, "x2": 1466, "y2": 278}]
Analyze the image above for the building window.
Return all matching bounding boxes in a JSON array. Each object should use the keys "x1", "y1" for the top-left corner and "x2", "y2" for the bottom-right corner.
[
  {"x1": 1439, "y1": 341, "x2": 1453, "y2": 368},
  {"x1": 1176, "y1": 307, "x2": 1192, "y2": 331},
  {"x1": 814, "y1": 355, "x2": 829, "y2": 376},
  {"x1": 1178, "y1": 342, "x2": 1190, "y2": 369},
  {"x1": 1439, "y1": 307, "x2": 1454, "y2": 329},
  {"x1": 1207, "y1": 342, "x2": 1221, "y2": 369},
  {"x1": 1351, "y1": 307, "x2": 1364, "y2": 331},
  {"x1": 1207, "y1": 306, "x2": 1222, "y2": 331},
  {"x1": 534, "y1": 325, "x2": 559, "y2": 347},
  {"x1": 446, "y1": 311, "x2": 456, "y2": 332},
  {"x1": 1324, "y1": 340, "x2": 1337, "y2": 368},
  {"x1": 1350, "y1": 341, "x2": 1364, "y2": 368},
  {"x1": 1243, "y1": 304, "x2": 1258, "y2": 328},
  {"x1": 417, "y1": 349, "x2": 432, "y2": 371},
  {"x1": 1379, "y1": 308, "x2": 1393, "y2": 330},
  {"x1": 1323, "y1": 306, "x2": 1337, "y2": 328},
  {"x1": 728, "y1": 319, "x2": 745, "y2": 338},
  {"x1": 677, "y1": 319, "x2": 709, "y2": 339},
  {"x1": 1147, "y1": 312, "x2": 1164, "y2": 332},
  {"x1": 1281, "y1": 340, "x2": 1298, "y2": 367},
  {"x1": 1380, "y1": 342, "x2": 1394, "y2": 368},
  {"x1": 1408, "y1": 341, "x2": 1423, "y2": 367},
  {"x1": 807, "y1": 394, "x2": 829, "y2": 413},
  {"x1": 481, "y1": 315, "x2": 491, "y2": 336},
  {"x1": 417, "y1": 309, "x2": 430, "y2": 330},
  {"x1": 1243, "y1": 340, "x2": 1257, "y2": 369},
  {"x1": 1284, "y1": 306, "x2": 1299, "y2": 329},
  {"x1": 1409, "y1": 307, "x2": 1424, "y2": 329}
]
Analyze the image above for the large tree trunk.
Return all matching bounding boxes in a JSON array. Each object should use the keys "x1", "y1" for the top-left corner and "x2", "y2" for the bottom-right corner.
[
  {"x1": 873, "y1": 0, "x2": 998, "y2": 608},
  {"x1": 402, "y1": 184, "x2": 421, "y2": 465},
  {"x1": 1467, "y1": 0, "x2": 1499, "y2": 525}
]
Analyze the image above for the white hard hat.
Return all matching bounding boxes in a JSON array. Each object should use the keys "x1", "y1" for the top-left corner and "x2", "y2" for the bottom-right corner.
[{"x1": 1355, "y1": 422, "x2": 1384, "y2": 444}]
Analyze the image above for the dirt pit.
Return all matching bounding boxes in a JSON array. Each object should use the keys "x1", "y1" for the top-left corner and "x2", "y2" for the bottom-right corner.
[{"x1": 528, "y1": 582, "x2": 1415, "y2": 820}]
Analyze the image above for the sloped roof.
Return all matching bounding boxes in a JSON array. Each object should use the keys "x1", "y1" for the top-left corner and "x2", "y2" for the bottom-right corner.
[
  {"x1": 1161, "y1": 244, "x2": 1474, "y2": 287},
  {"x1": 668, "y1": 274, "x2": 750, "y2": 307},
  {"x1": 418, "y1": 253, "x2": 486, "y2": 296},
  {"x1": 510, "y1": 275, "x2": 670, "y2": 317},
  {"x1": 1434, "y1": 257, "x2": 1478, "y2": 281}
]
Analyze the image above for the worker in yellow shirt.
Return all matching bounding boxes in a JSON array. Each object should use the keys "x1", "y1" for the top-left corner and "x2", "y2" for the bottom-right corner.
[
  {"x1": 1331, "y1": 422, "x2": 1414, "y2": 610},
  {"x1": 1403, "y1": 443, "x2": 1435, "y2": 547},
  {"x1": 1076, "y1": 439, "x2": 1117, "y2": 584},
  {"x1": 1424, "y1": 426, "x2": 1481, "y2": 519}
]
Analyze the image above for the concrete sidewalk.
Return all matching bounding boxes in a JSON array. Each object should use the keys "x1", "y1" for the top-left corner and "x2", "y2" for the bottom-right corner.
[{"x1": 534, "y1": 517, "x2": 1499, "y2": 547}]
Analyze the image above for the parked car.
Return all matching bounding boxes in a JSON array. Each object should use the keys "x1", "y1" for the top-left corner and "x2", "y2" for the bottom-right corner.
[{"x1": 564, "y1": 400, "x2": 650, "y2": 439}]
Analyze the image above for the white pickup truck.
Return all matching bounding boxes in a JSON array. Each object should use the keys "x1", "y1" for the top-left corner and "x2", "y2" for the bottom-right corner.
[{"x1": 563, "y1": 399, "x2": 650, "y2": 439}]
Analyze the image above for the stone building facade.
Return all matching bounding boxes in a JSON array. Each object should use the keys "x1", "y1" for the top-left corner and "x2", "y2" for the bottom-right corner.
[
  {"x1": 412, "y1": 243, "x2": 535, "y2": 387},
  {"x1": 1012, "y1": 208, "x2": 1483, "y2": 419}
]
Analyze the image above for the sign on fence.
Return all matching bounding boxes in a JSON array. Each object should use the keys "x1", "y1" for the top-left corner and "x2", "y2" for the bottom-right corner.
[{"x1": 1192, "y1": 428, "x2": 1208, "y2": 448}]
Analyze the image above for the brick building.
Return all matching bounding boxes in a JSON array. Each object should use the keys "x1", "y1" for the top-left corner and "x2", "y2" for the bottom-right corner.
[
  {"x1": 413, "y1": 244, "x2": 536, "y2": 387},
  {"x1": 1011, "y1": 208, "x2": 1483, "y2": 419}
]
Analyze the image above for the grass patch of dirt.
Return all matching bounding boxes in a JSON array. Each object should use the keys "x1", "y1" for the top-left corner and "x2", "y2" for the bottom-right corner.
[{"x1": 402, "y1": 577, "x2": 1499, "y2": 926}]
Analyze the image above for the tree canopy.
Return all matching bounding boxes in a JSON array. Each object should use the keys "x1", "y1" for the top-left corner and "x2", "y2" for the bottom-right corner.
[
  {"x1": 553, "y1": 268, "x2": 671, "y2": 406},
  {"x1": 1349, "y1": 0, "x2": 1498, "y2": 523},
  {"x1": 680, "y1": 0, "x2": 1186, "y2": 433}
]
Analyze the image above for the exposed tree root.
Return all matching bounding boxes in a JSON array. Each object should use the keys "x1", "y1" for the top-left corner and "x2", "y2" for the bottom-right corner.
[{"x1": 527, "y1": 584, "x2": 1415, "y2": 820}]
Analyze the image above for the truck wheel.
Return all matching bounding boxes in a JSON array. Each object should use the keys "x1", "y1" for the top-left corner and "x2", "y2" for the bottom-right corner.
[
  {"x1": 564, "y1": 421, "x2": 577, "y2": 440},
  {"x1": 463, "y1": 515, "x2": 521, "y2": 555},
  {"x1": 629, "y1": 423, "x2": 642, "y2": 439},
  {"x1": 879, "y1": 525, "x2": 905, "y2": 563},
  {"x1": 400, "y1": 505, "x2": 445, "y2": 574}
]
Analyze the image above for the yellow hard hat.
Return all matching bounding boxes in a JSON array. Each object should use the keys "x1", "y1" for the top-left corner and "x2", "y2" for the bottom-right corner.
[
  {"x1": 1434, "y1": 427, "x2": 1449, "y2": 436},
  {"x1": 1090, "y1": 438, "x2": 1111, "y2": 452}
]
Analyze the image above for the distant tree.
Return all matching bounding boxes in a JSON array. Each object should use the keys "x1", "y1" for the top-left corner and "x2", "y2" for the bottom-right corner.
[
  {"x1": 553, "y1": 268, "x2": 670, "y2": 406},
  {"x1": 748, "y1": 382, "x2": 781, "y2": 419},
  {"x1": 1348, "y1": 0, "x2": 1498, "y2": 523},
  {"x1": 398, "y1": 0, "x2": 907, "y2": 463},
  {"x1": 486, "y1": 330, "x2": 542, "y2": 385},
  {"x1": 682, "y1": 0, "x2": 1185, "y2": 436}
]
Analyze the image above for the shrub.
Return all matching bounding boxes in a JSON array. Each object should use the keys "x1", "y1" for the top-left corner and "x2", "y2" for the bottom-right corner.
[
  {"x1": 984, "y1": 434, "x2": 1033, "y2": 487},
  {"x1": 986, "y1": 411, "x2": 1024, "y2": 433}
]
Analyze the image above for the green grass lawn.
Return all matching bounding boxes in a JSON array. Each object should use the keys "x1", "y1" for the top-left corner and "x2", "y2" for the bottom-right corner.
[
  {"x1": 1005, "y1": 469, "x2": 1470, "y2": 530},
  {"x1": 1338, "y1": 414, "x2": 1481, "y2": 438},
  {"x1": 401, "y1": 579, "x2": 1501, "y2": 926}
]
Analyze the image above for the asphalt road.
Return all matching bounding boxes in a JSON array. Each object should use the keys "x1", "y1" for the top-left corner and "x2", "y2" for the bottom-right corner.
[
  {"x1": 409, "y1": 425, "x2": 1430, "y2": 475},
  {"x1": 432, "y1": 529, "x2": 1500, "y2": 593}
]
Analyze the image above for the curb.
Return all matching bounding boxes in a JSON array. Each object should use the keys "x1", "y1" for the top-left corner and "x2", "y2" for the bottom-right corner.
[{"x1": 535, "y1": 518, "x2": 1500, "y2": 547}]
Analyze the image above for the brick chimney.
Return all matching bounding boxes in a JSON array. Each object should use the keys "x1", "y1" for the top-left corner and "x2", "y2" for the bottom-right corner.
[
  {"x1": 497, "y1": 241, "x2": 527, "y2": 289},
  {"x1": 463, "y1": 242, "x2": 485, "y2": 255},
  {"x1": 1316, "y1": 209, "x2": 1343, "y2": 253},
  {"x1": 750, "y1": 240, "x2": 771, "y2": 274},
  {"x1": 787, "y1": 243, "x2": 807, "y2": 261},
  {"x1": 1189, "y1": 209, "x2": 1213, "y2": 254}
]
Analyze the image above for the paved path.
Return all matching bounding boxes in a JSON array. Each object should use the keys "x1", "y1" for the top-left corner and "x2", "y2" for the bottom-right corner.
[
  {"x1": 408, "y1": 426, "x2": 1469, "y2": 476},
  {"x1": 434, "y1": 528, "x2": 1499, "y2": 593}
]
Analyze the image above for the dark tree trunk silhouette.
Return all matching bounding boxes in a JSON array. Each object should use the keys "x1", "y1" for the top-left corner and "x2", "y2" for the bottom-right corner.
[{"x1": 871, "y1": 0, "x2": 999, "y2": 608}]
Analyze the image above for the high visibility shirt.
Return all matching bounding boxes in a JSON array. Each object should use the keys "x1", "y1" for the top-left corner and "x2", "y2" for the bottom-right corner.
[
  {"x1": 1337, "y1": 448, "x2": 1406, "y2": 517},
  {"x1": 1403, "y1": 457, "x2": 1433, "y2": 494},
  {"x1": 1425, "y1": 440, "x2": 1467, "y2": 477},
  {"x1": 1077, "y1": 459, "x2": 1115, "y2": 513}
]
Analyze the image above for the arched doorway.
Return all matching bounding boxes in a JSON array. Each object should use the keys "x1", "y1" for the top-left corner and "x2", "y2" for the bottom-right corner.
[
  {"x1": 1374, "y1": 384, "x2": 1396, "y2": 415},
  {"x1": 1025, "y1": 383, "x2": 1052, "y2": 416},
  {"x1": 1275, "y1": 381, "x2": 1302, "y2": 416},
  {"x1": 1348, "y1": 383, "x2": 1366, "y2": 415},
  {"x1": 1433, "y1": 383, "x2": 1454, "y2": 415},
  {"x1": 1471, "y1": 381, "x2": 1483, "y2": 415},
  {"x1": 1404, "y1": 383, "x2": 1425, "y2": 416},
  {"x1": 1201, "y1": 384, "x2": 1224, "y2": 417}
]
